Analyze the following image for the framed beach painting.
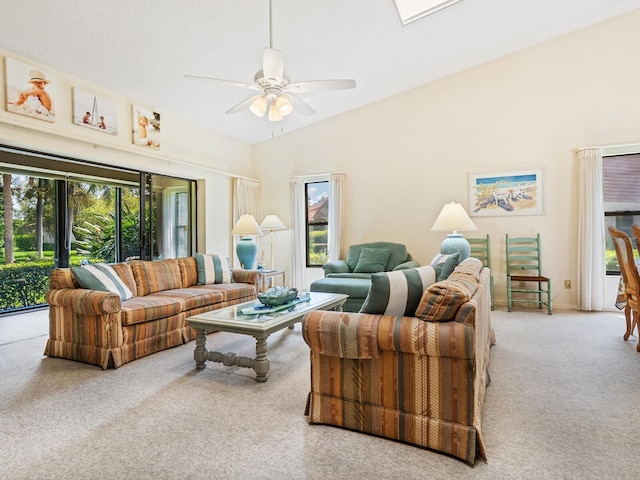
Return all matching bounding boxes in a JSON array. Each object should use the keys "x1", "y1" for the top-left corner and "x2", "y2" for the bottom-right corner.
[
  {"x1": 132, "y1": 105, "x2": 160, "y2": 150},
  {"x1": 72, "y1": 87, "x2": 118, "y2": 135},
  {"x1": 469, "y1": 168, "x2": 544, "y2": 216},
  {"x1": 4, "y1": 57, "x2": 55, "y2": 122}
]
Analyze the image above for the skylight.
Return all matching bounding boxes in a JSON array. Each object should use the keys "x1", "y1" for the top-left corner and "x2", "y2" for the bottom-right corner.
[{"x1": 393, "y1": 0, "x2": 464, "y2": 26}]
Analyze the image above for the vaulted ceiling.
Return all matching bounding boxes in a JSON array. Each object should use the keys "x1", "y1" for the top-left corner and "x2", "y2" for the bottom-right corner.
[{"x1": 2, "y1": 0, "x2": 640, "y2": 144}]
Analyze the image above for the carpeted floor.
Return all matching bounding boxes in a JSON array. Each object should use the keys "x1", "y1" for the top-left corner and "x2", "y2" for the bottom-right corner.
[{"x1": 1, "y1": 307, "x2": 639, "y2": 480}]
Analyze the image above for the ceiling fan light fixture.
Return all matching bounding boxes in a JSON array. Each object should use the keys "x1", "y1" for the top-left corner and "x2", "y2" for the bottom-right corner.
[
  {"x1": 276, "y1": 95, "x2": 293, "y2": 116},
  {"x1": 268, "y1": 102, "x2": 284, "y2": 122},
  {"x1": 249, "y1": 96, "x2": 267, "y2": 117}
]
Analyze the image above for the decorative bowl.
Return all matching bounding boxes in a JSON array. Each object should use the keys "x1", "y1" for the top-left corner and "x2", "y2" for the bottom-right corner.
[{"x1": 258, "y1": 287, "x2": 298, "y2": 307}]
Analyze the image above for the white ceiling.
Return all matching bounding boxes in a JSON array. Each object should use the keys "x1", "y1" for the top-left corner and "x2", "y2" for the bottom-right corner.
[{"x1": 1, "y1": 0, "x2": 640, "y2": 145}]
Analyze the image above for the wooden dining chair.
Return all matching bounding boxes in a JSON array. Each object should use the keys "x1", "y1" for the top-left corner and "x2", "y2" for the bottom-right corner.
[{"x1": 608, "y1": 226, "x2": 640, "y2": 351}]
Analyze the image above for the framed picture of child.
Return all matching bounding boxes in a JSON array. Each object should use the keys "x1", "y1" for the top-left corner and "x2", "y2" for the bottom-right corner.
[
  {"x1": 132, "y1": 105, "x2": 160, "y2": 150},
  {"x1": 4, "y1": 57, "x2": 55, "y2": 122},
  {"x1": 72, "y1": 87, "x2": 118, "y2": 135}
]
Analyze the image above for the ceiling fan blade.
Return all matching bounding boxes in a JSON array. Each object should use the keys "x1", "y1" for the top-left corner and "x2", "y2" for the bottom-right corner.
[
  {"x1": 285, "y1": 79, "x2": 356, "y2": 93},
  {"x1": 225, "y1": 95, "x2": 263, "y2": 115},
  {"x1": 184, "y1": 74, "x2": 260, "y2": 91},
  {"x1": 262, "y1": 48, "x2": 284, "y2": 84},
  {"x1": 287, "y1": 94, "x2": 315, "y2": 116}
]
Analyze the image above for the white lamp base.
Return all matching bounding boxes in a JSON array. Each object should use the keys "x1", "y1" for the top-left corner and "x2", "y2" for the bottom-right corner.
[{"x1": 440, "y1": 234, "x2": 470, "y2": 261}]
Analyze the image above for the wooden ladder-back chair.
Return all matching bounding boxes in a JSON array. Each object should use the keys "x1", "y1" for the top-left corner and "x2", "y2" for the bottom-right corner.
[
  {"x1": 468, "y1": 234, "x2": 495, "y2": 310},
  {"x1": 506, "y1": 233, "x2": 552, "y2": 314},
  {"x1": 613, "y1": 225, "x2": 640, "y2": 351}
]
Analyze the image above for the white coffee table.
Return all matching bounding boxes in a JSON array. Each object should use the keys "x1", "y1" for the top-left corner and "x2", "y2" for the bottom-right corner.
[{"x1": 187, "y1": 291, "x2": 348, "y2": 382}]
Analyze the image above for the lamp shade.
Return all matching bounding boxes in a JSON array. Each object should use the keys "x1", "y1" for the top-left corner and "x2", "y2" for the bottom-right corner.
[
  {"x1": 232, "y1": 214, "x2": 263, "y2": 236},
  {"x1": 260, "y1": 214, "x2": 286, "y2": 231},
  {"x1": 431, "y1": 202, "x2": 477, "y2": 262},
  {"x1": 431, "y1": 202, "x2": 477, "y2": 233},
  {"x1": 232, "y1": 214, "x2": 263, "y2": 269},
  {"x1": 249, "y1": 96, "x2": 267, "y2": 117}
]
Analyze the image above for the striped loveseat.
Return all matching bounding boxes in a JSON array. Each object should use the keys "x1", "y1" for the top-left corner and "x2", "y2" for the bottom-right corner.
[
  {"x1": 45, "y1": 256, "x2": 260, "y2": 369},
  {"x1": 302, "y1": 258, "x2": 494, "y2": 464}
]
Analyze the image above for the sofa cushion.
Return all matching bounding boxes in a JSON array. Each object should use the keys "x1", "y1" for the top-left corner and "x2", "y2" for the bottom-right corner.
[
  {"x1": 360, "y1": 265, "x2": 442, "y2": 316},
  {"x1": 151, "y1": 287, "x2": 224, "y2": 311},
  {"x1": 194, "y1": 253, "x2": 233, "y2": 284},
  {"x1": 430, "y1": 252, "x2": 461, "y2": 281},
  {"x1": 120, "y1": 294, "x2": 184, "y2": 325},
  {"x1": 353, "y1": 248, "x2": 392, "y2": 273},
  {"x1": 71, "y1": 263, "x2": 134, "y2": 301},
  {"x1": 130, "y1": 259, "x2": 182, "y2": 296},
  {"x1": 415, "y1": 271, "x2": 480, "y2": 322}
]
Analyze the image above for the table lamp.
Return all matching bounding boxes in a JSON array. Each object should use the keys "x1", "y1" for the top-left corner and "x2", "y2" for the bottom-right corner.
[
  {"x1": 431, "y1": 202, "x2": 477, "y2": 261},
  {"x1": 260, "y1": 214, "x2": 286, "y2": 270},
  {"x1": 231, "y1": 214, "x2": 263, "y2": 269}
]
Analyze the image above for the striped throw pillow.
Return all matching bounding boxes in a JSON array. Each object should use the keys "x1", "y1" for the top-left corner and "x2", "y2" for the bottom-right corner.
[
  {"x1": 359, "y1": 265, "x2": 441, "y2": 316},
  {"x1": 195, "y1": 253, "x2": 233, "y2": 285},
  {"x1": 71, "y1": 263, "x2": 134, "y2": 300}
]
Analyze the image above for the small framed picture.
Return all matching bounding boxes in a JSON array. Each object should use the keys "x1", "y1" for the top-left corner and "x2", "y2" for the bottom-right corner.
[
  {"x1": 132, "y1": 105, "x2": 160, "y2": 150},
  {"x1": 72, "y1": 87, "x2": 118, "y2": 135},
  {"x1": 4, "y1": 57, "x2": 55, "y2": 122},
  {"x1": 469, "y1": 168, "x2": 544, "y2": 216}
]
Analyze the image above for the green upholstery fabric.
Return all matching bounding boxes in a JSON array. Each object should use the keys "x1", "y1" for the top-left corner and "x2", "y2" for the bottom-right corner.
[
  {"x1": 431, "y1": 252, "x2": 461, "y2": 281},
  {"x1": 310, "y1": 277, "x2": 372, "y2": 312},
  {"x1": 345, "y1": 242, "x2": 409, "y2": 272},
  {"x1": 353, "y1": 248, "x2": 392, "y2": 273}
]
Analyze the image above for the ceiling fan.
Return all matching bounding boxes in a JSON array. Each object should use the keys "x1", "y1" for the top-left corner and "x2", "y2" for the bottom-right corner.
[{"x1": 184, "y1": 0, "x2": 356, "y2": 122}]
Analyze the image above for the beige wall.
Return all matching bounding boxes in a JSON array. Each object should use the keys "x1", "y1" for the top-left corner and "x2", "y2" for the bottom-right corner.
[
  {"x1": 253, "y1": 9, "x2": 640, "y2": 310},
  {"x1": 0, "y1": 48, "x2": 255, "y2": 258}
]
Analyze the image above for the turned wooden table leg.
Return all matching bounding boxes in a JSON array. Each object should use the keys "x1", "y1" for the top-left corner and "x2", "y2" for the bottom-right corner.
[
  {"x1": 194, "y1": 328, "x2": 207, "y2": 370},
  {"x1": 253, "y1": 337, "x2": 270, "y2": 382}
]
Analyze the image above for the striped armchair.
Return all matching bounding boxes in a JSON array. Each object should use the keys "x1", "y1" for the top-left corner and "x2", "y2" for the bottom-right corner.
[{"x1": 302, "y1": 262, "x2": 494, "y2": 464}]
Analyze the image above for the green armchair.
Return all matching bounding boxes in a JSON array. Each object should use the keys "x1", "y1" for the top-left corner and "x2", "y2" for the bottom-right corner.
[{"x1": 310, "y1": 242, "x2": 419, "y2": 312}]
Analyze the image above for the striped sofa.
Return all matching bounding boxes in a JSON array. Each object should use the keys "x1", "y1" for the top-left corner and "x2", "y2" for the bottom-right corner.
[
  {"x1": 302, "y1": 259, "x2": 494, "y2": 464},
  {"x1": 45, "y1": 257, "x2": 260, "y2": 369}
]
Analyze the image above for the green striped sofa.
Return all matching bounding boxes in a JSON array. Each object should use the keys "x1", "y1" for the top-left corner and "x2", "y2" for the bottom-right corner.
[
  {"x1": 45, "y1": 257, "x2": 261, "y2": 369},
  {"x1": 302, "y1": 259, "x2": 495, "y2": 464}
]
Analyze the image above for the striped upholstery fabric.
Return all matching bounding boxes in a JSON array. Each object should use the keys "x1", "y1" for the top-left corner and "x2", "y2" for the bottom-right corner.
[
  {"x1": 302, "y1": 311, "x2": 380, "y2": 359},
  {"x1": 415, "y1": 271, "x2": 480, "y2": 322},
  {"x1": 130, "y1": 259, "x2": 183, "y2": 296},
  {"x1": 303, "y1": 267, "x2": 494, "y2": 464},
  {"x1": 120, "y1": 295, "x2": 185, "y2": 325},
  {"x1": 359, "y1": 265, "x2": 440, "y2": 316},
  {"x1": 45, "y1": 256, "x2": 260, "y2": 369}
]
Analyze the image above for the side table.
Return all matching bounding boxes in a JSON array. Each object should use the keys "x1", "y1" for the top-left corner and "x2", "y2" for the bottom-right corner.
[{"x1": 259, "y1": 269, "x2": 286, "y2": 292}]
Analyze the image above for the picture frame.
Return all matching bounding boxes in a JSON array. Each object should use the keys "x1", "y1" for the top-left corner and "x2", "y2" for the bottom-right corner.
[
  {"x1": 4, "y1": 57, "x2": 55, "y2": 122},
  {"x1": 132, "y1": 104, "x2": 160, "y2": 150},
  {"x1": 72, "y1": 87, "x2": 118, "y2": 135},
  {"x1": 468, "y1": 168, "x2": 544, "y2": 216}
]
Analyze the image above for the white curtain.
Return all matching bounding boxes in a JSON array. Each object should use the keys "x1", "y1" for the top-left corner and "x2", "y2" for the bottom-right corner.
[
  {"x1": 232, "y1": 178, "x2": 260, "y2": 267},
  {"x1": 289, "y1": 173, "x2": 345, "y2": 290},
  {"x1": 328, "y1": 173, "x2": 345, "y2": 262},
  {"x1": 577, "y1": 148, "x2": 605, "y2": 311},
  {"x1": 289, "y1": 177, "x2": 307, "y2": 290}
]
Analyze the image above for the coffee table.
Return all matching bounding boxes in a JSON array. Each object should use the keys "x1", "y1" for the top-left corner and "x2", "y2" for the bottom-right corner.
[{"x1": 187, "y1": 291, "x2": 348, "y2": 382}]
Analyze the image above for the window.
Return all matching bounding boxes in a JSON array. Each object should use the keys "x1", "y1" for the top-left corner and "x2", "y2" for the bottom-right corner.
[
  {"x1": 603, "y1": 154, "x2": 640, "y2": 274},
  {"x1": 305, "y1": 181, "x2": 329, "y2": 267},
  {"x1": 0, "y1": 144, "x2": 196, "y2": 313}
]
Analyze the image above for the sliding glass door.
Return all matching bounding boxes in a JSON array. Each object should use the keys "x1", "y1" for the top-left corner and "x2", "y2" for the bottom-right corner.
[{"x1": 0, "y1": 145, "x2": 196, "y2": 313}]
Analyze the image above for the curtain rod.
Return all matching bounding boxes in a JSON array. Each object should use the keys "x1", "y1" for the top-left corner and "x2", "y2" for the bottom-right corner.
[
  {"x1": 288, "y1": 172, "x2": 345, "y2": 179},
  {"x1": 573, "y1": 142, "x2": 640, "y2": 152}
]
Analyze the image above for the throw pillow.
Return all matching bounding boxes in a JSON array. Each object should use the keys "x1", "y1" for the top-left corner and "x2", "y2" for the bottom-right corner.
[
  {"x1": 353, "y1": 248, "x2": 392, "y2": 274},
  {"x1": 195, "y1": 253, "x2": 233, "y2": 285},
  {"x1": 359, "y1": 264, "x2": 442, "y2": 316},
  {"x1": 430, "y1": 252, "x2": 461, "y2": 281},
  {"x1": 71, "y1": 263, "x2": 134, "y2": 301},
  {"x1": 415, "y1": 272, "x2": 480, "y2": 322}
]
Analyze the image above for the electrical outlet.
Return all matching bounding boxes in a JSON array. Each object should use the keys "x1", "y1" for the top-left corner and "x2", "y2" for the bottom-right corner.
[{"x1": 564, "y1": 280, "x2": 571, "y2": 289}]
